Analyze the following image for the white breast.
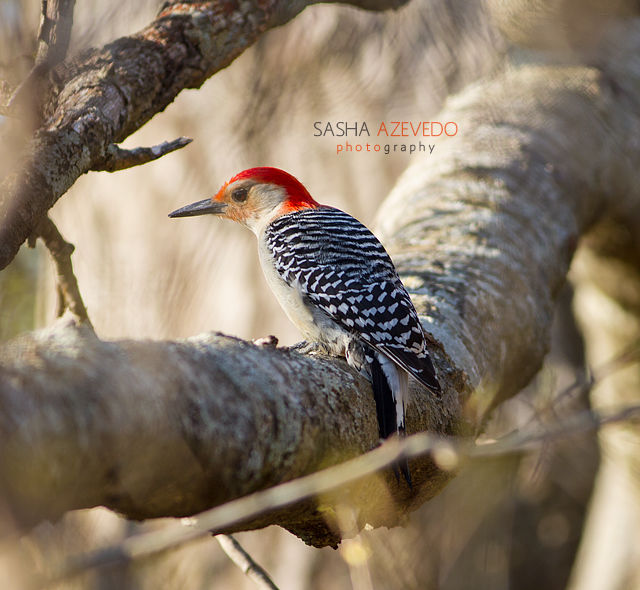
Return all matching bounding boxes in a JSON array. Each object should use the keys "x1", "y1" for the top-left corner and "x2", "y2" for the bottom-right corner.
[{"x1": 257, "y1": 231, "x2": 349, "y2": 353}]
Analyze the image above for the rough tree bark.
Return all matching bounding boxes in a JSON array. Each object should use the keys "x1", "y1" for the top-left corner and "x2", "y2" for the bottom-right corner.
[{"x1": 1, "y1": 2, "x2": 640, "y2": 550}]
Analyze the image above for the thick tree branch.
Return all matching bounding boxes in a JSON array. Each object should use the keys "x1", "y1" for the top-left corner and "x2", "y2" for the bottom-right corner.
[
  {"x1": 0, "y1": 319, "x2": 455, "y2": 549},
  {"x1": 0, "y1": 0, "x2": 409, "y2": 271}
]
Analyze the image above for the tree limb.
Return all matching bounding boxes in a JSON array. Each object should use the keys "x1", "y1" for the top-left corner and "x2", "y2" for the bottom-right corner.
[
  {"x1": 0, "y1": 319, "x2": 455, "y2": 549},
  {"x1": 35, "y1": 0, "x2": 76, "y2": 69},
  {"x1": 0, "y1": 0, "x2": 410, "y2": 271}
]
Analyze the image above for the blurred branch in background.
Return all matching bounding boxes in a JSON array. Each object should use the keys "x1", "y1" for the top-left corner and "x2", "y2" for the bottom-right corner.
[{"x1": 2, "y1": 0, "x2": 76, "y2": 120}]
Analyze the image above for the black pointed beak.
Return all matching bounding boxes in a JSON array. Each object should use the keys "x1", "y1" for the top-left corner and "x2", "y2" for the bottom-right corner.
[{"x1": 168, "y1": 199, "x2": 227, "y2": 218}]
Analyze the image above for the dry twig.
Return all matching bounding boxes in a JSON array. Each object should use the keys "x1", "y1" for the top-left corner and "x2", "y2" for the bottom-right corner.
[
  {"x1": 94, "y1": 137, "x2": 193, "y2": 172},
  {"x1": 215, "y1": 534, "x2": 280, "y2": 590},
  {"x1": 33, "y1": 216, "x2": 92, "y2": 327}
]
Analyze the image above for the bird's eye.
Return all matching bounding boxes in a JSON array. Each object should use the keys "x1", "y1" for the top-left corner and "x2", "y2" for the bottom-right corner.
[{"x1": 231, "y1": 187, "x2": 249, "y2": 203}]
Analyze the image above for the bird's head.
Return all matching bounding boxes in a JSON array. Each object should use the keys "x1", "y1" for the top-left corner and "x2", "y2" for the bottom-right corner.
[{"x1": 169, "y1": 167, "x2": 319, "y2": 233}]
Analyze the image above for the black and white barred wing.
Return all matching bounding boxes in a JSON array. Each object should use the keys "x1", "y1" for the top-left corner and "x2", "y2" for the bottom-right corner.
[{"x1": 266, "y1": 207, "x2": 441, "y2": 394}]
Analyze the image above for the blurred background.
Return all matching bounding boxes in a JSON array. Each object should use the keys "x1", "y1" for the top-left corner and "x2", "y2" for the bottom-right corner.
[{"x1": 1, "y1": 0, "x2": 637, "y2": 588}]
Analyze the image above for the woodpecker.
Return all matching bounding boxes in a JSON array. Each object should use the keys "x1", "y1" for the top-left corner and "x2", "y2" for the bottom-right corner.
[{"x1": 169, "y1": 167, "x2": 441, "y2": 484}]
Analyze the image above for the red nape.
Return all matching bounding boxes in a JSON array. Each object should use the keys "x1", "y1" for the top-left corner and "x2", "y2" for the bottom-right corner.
[{"x1": 230, "y1": 167, "x2": 320, "y2": 211}]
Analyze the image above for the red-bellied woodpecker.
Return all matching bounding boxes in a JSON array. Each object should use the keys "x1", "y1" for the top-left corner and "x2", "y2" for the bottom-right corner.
[{"x1": 169, "y1": 167, "x2": 441, "y2": 484}]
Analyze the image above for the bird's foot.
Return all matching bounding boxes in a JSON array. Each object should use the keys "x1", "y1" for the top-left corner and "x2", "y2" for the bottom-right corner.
[{"x1": 289, "y1": 340, "x2": 331, "y2": 355}]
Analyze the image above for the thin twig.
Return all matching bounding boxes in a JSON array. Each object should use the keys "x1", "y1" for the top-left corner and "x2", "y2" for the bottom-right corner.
[
  {"x1": 591, "y1": 338, "x2": 640, "y2": 383},
  {"x1": 45, "y1": 403, "x2": 640, "y2": 586},
  {"x1": 93, "y1": 137, "x2": 193, "y2": 172},
  {"x1": 34, "y1": 216, "x2": 92, "y2": 328},
  {"x1": 510, "y1": 337, "x2": 640, "y2": 436},
  {"x1": 215, "y1": 534, "x2": 280, "y2": 590}
]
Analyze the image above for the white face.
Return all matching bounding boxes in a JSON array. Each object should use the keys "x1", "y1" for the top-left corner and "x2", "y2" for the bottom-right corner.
[{"x1": 214, "y1": 180, "x2": 288, "y2": 234}]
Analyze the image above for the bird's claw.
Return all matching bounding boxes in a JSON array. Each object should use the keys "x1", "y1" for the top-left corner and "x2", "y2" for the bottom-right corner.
[{"x1": 289, "y1": 340, "x2": 327, "y2": 355}]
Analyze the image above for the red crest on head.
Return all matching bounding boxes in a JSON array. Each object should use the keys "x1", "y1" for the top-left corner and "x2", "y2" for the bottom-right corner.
[{"x1": 228, "y1": 167, "x2": 319, "y2": 212}]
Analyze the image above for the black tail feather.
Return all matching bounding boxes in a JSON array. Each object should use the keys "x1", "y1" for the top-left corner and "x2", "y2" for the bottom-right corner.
[
  {"x1": 371, "y1": 354, "x2": 396, "y2": 440},
  {"x1": 371, "y1": 355, "x2": 412, "y2": 487}
]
